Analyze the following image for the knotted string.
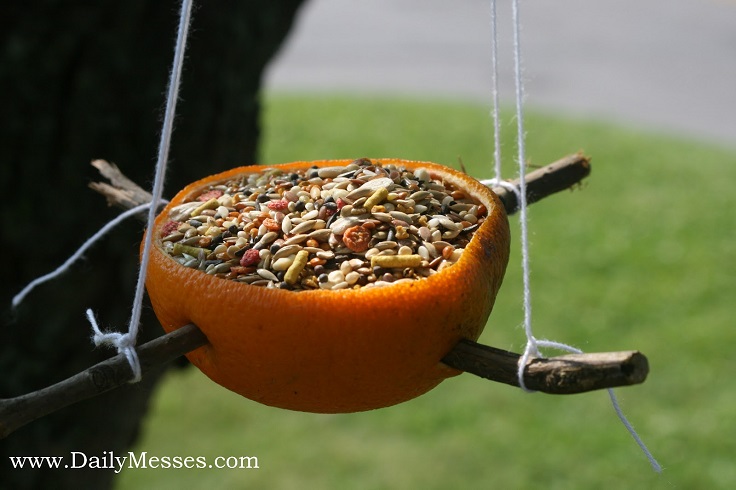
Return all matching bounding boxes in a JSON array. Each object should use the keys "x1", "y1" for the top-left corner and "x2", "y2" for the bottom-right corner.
[
  {"x1": 509, "y1": 0, "x2": 544, "y2": 392},
  {"x1": 480, "y1": 0, "x2": 544, "y2": 390},
  {"x1": 484, "y1": 0, "x2": 661, "y2": 472},
  {"x1": 86, "y1": 309, "x2": 142, "y2": 382},
  {"x1": 85, "y1": 0, "x2": 194, "y2": 382},
  {"x1": 12, "y1": 0, "x2": 194, "y2": 383}
]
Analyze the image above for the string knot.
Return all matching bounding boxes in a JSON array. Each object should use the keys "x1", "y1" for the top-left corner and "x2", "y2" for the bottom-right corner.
[
  {"x1": 480, "y1": 178, "x2": 523, "y2": 206},
  {"x1": 86, "y1": 309, "x2": 142, "y2": 383},
  {"x1": 516, "y1": 335, "x2": 541, "y2": 392},
  {"x1": 480, "y1": 178, "x2": 519, "y2": 195}
]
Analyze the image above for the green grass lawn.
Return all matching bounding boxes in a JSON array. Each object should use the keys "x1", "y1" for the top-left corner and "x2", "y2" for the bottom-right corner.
[{"x1": 117, "y1": 94, "x2": 736, "y2": 489}]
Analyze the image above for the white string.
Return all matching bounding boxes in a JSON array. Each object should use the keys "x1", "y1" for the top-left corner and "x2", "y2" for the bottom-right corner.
[
  {"x1": 535, "y1": 340, "x2": 662, "y2": 472},
  {"x1": 608, "y1": 389, "x2": 663, "y2": 472},
  {"x1": 510, "y1": 0, "x2": 541, "y2": 391},
  {"x1": 479, "y1": 0, "x2": 515, "y2": 199},
  {"x1": 92, "y1": 0, "x2": 194, "y2": 382},
  {"x1": 489, "y1": 0, "x2": 502, "y2": 181},
  {"x1": 480, "y1": 0, "x2": 519, "y2": 202},
  {"x1": 86, "y1": 309, "x2": 142, "y2": 382},
  {"x1": 12, "y1": 0, "x2": 194, "y2": 383},
  {"x1": 11, "y1": 203, "x2": 156, "y2": 310},
  {"x1": 99, "y1": 0, "x2": 192, "y2": 383},
  {"x1": 485, "y1": 0, "x2": 661, "y2": 473}
]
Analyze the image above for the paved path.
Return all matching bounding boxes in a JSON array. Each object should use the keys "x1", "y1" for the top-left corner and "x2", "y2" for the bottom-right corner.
[{"x1": 265, "y1": 0, "x2": 736, "y2": 148}]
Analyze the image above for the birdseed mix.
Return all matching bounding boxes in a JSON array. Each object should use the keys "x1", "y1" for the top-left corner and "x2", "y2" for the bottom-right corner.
[{"x1": 159, "y1": 158, "x2": 487, "y2": 291}]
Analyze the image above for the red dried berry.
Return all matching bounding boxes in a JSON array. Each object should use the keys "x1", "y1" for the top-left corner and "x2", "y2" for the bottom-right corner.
[
  {"x1": 197, "y1": 189, "x2": 223, "y2": 202},
  {"x1": 160, "y1": 220, "x2": 179, "y2": 237},
  {"x1": 266, "y1": 199, "x2": 289, "y2": 211},
  {"x1": 239, "y1": 248, "x2": 261, "y2": 267},
  {"x1": 343, "y1": 225, "x2": 372, "y2": 252},
  {"x1": 336, "y1": 198, "x2": 346, "y2": 211}
]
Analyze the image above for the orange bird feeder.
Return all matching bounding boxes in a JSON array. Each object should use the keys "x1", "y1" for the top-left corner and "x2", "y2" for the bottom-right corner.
[{"x1": 144, "y1": 158, "x2": 510, "y2": 413}]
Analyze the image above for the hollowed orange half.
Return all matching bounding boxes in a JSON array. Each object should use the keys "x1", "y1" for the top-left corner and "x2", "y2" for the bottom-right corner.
[{"x1": 143, "y1": 159, "x2": 510, "y2": 413}]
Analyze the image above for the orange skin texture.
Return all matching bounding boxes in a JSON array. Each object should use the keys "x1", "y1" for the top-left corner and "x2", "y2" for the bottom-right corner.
[{"x1": 144, "y1": 159, "x2": 510, "y2": 413}]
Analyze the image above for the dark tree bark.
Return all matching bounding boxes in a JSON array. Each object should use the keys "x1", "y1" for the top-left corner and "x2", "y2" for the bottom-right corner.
[{"x1": 0, "y1": 1, "x2": 305, "y2": 488}]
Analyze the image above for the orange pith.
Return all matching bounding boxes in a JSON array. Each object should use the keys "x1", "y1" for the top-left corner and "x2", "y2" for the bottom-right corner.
[{"x1": 144, "y1": 159, "x2": 510, "y2": 413}]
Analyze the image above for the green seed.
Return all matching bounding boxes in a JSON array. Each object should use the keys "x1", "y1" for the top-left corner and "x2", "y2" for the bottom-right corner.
[
  {"x1": 191, "y1": 198, "x2": 220, "y2": 217},
  {"x1": 172, "y1": 242, "x2": 209, "y2": 257}
]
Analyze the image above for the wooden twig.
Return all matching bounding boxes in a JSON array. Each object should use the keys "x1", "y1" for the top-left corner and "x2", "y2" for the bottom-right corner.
[
  {"x1": 88, "y1": 154, "x2": 592, "y2": 215},
  {"x1": 491, "y1": 152, "x2": 591, "y2": 215},
  {"x1": 88, "y1": 159, "x2": 153, "y2": 210},
  {"x1": 0, "y1": 324, "x2": 648, "y2": 439},
  {"x1": 1, "y1": 153, "x2": 648, "y2": 439},
  {"x1": 0, "y1": 324, "x2": 207, "y2": 440},
  {"x1": 442, "y1": 340, "x2": 648, "y2": 394}
]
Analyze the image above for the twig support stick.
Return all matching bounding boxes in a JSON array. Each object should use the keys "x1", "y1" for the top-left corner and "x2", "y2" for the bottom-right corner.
[
  {"x1": 88, "y1": 159, "x2": 154, "y2": 211},
  {"x1": 1, "y1": 153, "x2": 647, "y2": 440},
  {"x1": 491, "y1": 152, "x2": 591, "y2": 215},
  {"x1": 0, "y1": 324, "x2": 207, "y2": 439},
  {"x1": 442, "y1": 339, "x2": 648, "y2": 393}
]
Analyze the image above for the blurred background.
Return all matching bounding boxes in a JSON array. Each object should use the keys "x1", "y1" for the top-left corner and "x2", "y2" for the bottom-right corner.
[
  {"x1": 266, "y1": 0, "x2": 736, "y2": 148},
  {"x1": 3, "y1": 1, "x2": 734, "y2": 489}
]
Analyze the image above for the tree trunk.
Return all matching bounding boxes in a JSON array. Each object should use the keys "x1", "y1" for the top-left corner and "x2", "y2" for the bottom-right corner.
[{"x1": 0, "y1": 1, "x2": 305, "y2": 488}]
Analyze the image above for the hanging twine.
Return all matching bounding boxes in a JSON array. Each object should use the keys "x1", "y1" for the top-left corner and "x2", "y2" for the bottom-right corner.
[
  {"x1": 99, "y1": 0, "x2": 194, "y2": 382},
  {"x1": 11, "y1": 203, "x2": 154, "y2": 310},
  {"x1": 509, "y1": 0, "x2": 543, "y2": 391},
  {"x1": 12, "y1": 0, "x2": 194, "y2": 383},
  {"x1": 85, "y1": 0, "x2": 194, "y2": 382},
  {"x1": 484, "y1": 0, "x2": 661, "y2": 473}
]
